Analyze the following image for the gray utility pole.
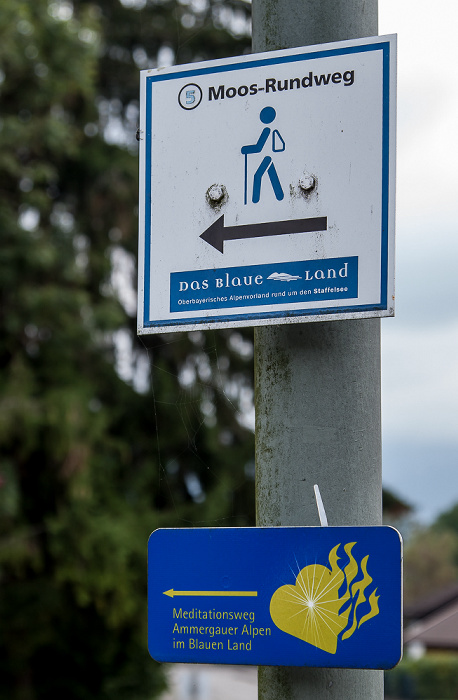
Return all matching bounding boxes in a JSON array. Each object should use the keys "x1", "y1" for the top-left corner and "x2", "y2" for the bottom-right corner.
[{"x1": 252, "y1": 2, "x2": 383, "y2": 700}]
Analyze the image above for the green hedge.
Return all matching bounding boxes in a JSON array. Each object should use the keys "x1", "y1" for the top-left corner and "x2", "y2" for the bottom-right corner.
[{"x1": 385, "y1": 655, "x2": 458, "y2": 699}]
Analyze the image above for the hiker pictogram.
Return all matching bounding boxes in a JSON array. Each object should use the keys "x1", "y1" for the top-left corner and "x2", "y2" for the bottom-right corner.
[{"x1": 241, "y1": 106, "x2": 285, "y2": 205}]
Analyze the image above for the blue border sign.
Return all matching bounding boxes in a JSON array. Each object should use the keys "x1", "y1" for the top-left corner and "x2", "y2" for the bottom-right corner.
[
  {"x1": 138, "y1": 35, "x2": 396, "y2": 333},
  {"x1": 148, "y1": 527, "x2": 402, "y2": 669}
]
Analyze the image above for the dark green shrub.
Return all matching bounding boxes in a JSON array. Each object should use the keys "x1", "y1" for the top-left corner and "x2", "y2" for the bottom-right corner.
[{"x1": 385, "y1": 655, "x2": 458, "y2": 699}]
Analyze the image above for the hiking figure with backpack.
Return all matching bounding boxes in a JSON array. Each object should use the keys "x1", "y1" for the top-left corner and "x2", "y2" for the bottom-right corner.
[{"x1": 241, "y1": 106, "x2": 285, "y2": 205}]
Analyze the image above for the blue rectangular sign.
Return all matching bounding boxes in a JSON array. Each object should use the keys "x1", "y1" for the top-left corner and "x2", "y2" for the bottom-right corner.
[
  {"x1": 148, "y1": 526, "x2": 402, "y2": 669},
  {"x1": 170, "y1": 257, "x2": 357, "y2": 312}
]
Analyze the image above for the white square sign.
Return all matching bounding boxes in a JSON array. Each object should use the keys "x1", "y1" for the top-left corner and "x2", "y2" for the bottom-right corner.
[{"x1": 138, "y1": 35, "x2": 396, "y2": 334}]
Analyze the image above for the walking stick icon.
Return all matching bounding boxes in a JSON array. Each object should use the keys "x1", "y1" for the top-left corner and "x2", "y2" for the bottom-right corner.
[{"x1": 244, "y1": 151, "x2": 249, "y2": 205}]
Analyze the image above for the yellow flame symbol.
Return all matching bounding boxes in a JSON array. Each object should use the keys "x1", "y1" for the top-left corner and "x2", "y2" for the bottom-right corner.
[{"x1": 269, "y1": 542, "x2": 380, "y2": 654}]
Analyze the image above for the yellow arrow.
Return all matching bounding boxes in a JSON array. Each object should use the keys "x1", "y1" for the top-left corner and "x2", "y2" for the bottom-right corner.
[{"x1": 163, "y1": 589, "x2": 257, "y2": 598}]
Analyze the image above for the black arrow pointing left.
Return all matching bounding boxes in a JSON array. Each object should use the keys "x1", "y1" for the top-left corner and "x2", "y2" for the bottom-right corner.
[{"x1": 200, "y1": 215, "x2": 328, "y2": 253}]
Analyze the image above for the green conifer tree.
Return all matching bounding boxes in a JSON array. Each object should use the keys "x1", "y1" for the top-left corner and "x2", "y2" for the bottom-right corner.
[{"x1": 0, "y1": 1, "x2": 253, "y2": 697}]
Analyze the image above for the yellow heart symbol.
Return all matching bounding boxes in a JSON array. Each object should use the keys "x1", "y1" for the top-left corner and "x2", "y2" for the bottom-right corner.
[
  {"x1": 269, "y1": 543, "x2": 380, "y2": 654},
  {"x1": 269, "y1": 561, "x2": 350, "y2": 654}
]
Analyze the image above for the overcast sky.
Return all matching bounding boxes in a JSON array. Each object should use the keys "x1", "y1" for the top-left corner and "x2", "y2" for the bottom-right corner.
[{"x1": 378, "y1": 0, "x2": 458, "y2": 523}]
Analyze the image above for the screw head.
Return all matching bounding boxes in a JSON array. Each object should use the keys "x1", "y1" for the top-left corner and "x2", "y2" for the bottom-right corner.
[
  {"x1": 207, "y1": 184, "x2": 225, "y2": 202},
  {"x1": 299, "y1": 175, "x2": 316, "y2": 192}
]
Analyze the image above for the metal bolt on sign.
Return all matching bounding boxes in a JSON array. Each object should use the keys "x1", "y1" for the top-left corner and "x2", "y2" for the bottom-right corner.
[
  {"x1": 299, "y1": 174, "x2": 316, "y2": 192},
  {"x1": 207, "y1": 184, "x2": 226, "y2": 203}
]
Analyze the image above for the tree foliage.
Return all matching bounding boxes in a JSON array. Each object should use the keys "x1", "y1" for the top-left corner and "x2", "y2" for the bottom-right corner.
[
  {"x1": 403, "y1": 528, "x2": 458, "y2": 605},
  {"x1": 435, "y1": 503, "x2": 458, "y2": 537},
  {"x1": 434, "y1": 502, "x2": 458, "y2": 567},
  {"x1": 402, "y1": 501, "x2": 458, "y2": 605},
  {"x1": 0, "y1": 1, "x2": 252, "y2": 698}
]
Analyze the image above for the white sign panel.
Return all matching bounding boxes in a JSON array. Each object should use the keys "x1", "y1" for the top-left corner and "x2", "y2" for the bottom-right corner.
[{"x1": 138, "y1": 35, "x2": 396, "y2": 334}]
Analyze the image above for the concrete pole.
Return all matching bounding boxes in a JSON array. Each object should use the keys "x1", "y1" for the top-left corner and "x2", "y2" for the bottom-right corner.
[{"x1": 252, "y1": 1, "x2": 383, "y2": 699}]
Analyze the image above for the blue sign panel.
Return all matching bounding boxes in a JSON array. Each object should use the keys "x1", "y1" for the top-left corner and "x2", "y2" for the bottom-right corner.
[
  {"x1": 148, "y1": 526, "x2": 402, "y2": 669},
  {"x1": 170, "y1": 257, "x2": 358, "y2": 313}
]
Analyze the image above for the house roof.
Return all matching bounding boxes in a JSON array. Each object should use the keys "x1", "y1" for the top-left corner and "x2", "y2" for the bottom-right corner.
[
  {"x1": 405, "y1": 599, "x2": 458, "y2": 650},
  {"x1": 404, "y1": 582, "x2": 458, "y2": 621}
]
